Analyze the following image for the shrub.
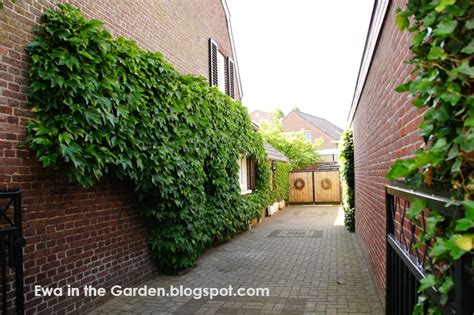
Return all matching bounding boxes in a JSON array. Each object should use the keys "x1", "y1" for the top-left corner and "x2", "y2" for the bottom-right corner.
[{"x1": 271, "y1": 162, "x2": 292, "y2": 202}]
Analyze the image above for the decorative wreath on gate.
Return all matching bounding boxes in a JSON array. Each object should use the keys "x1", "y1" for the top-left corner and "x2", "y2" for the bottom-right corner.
[
  {"x1": 321, "y1": 178, "x2": 332, "y2": 190},
  {"x1": 294, "y1": 178, "x2": 305, "y2": 190}
]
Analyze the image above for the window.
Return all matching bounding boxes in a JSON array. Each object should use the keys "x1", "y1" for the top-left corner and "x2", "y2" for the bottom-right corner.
[
  {"x1": 238, "y1": 155, "x2": 250, "y2": 194},
  {"x1": 304, "y1": 130, "x2": 312, "y2": 142},
  {"x1": 238, "y1": 155, "x2": 255, "y2": 194},
  {"x1": 209, "y1": 38, "x2": 235, "y2": 99},
  {"x1": 217, "y1": 51, "x2": 226, "y2": 93}
]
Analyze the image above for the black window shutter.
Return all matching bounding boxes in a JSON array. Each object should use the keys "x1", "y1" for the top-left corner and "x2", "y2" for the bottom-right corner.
[
  {"x1": 246, "y1": 157, "x2": 251, "y2": 190},
  {"x1": 246, "y1": 158, "x2": 256, "y2": 191},
  {"x1": 251, "y1": 159, "x2": 256, "y2": 190},
  {"x1": 209, "y1": 39, "x2": 218, "y2": 86},
  {"x1": 226, "y1": 57, "x2": 235, "y2": 98}
]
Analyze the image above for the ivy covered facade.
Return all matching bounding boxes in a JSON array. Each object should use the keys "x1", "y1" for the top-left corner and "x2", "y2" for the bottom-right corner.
[{"x1": 0, "y1": 1, "x2": 276, "y2": 313}]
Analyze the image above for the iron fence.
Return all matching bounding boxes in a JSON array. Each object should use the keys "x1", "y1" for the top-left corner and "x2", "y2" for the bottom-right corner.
[
  {"x1": 0, "y1": 190, "x2": 25, "y2": 314},
  {"x1": 386, "y1": 182, "x2": 473, "y2": 315}
]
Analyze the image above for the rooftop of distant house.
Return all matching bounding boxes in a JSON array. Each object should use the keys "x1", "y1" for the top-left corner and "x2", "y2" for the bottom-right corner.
[
  {"x1": 249, "y1": 110, "x2": 272, "y2": 124},
  {"x1": 285, "y1": 110, "x2": 343, "y2": 140}
]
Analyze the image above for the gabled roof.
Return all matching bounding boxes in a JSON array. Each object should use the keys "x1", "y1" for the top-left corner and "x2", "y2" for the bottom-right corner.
[
  {"x1": 288, "y1": 110, "x2": 343, "y2": 140},
  {"x1": 264, "y1": 143, "x2": 289, "y2": 162}
]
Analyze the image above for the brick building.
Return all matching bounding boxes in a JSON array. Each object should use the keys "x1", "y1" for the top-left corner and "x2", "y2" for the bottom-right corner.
[
  {"x1": 0, "y1": 0, "x2": 240, "y2": 313},
  {"x1": 347, "y1": 0, "x2": 422, "y2": 303},
  {"x1": 283, "y1": 110, "x2": 342, "y2": 162},
  {"x1": 249, "y1": 109, "x2": 272, "y2": 125}
]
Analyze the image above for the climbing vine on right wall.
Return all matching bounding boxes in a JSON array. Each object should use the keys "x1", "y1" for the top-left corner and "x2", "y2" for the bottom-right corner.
[
  {"x1": 339, "y1": 129, "x2": 355, "y2": 232},
  {"x1": 389, "y1": 0, "x2": 473, "y2": 313}
]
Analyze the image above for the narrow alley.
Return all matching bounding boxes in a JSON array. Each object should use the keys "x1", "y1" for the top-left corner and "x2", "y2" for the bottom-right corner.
[{"x1": 90, "y1": 206, "x2": 383, "y2": 314}]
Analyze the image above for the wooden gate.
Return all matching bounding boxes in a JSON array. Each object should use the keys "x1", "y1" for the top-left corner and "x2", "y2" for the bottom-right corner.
[{"x1": 289, "y1": 170, "x2": 341, "y2": 204}]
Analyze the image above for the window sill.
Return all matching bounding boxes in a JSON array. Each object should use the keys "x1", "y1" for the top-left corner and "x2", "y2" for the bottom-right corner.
[{"x1": 240, "y1": 189, "x2": 252, "y2": 195}]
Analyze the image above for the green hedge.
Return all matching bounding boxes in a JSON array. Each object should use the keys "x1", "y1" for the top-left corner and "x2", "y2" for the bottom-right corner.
[
  {"x1": 25, "y1": 4, "x2": 270, "y2": 274},
  {"x1": 271, "y1": 162, "x2": 291, "y2": 202},
  {"x1": 339, "y1": 129, "x2": 355, "y2": 232}
]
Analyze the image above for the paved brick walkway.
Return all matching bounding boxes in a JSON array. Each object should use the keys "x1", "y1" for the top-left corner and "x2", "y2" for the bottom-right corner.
[{"x1": 90, "y1": 205, "x2": 384, "y2": 314}]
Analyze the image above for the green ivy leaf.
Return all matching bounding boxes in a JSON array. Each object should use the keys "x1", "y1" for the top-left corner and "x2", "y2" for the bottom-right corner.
[
  {"x1": 407, "y1": 198, "x2": 426, "y2": 219},
  {"x1": 84, "y1": 109, "x2": 101, "y2": 125},
  {"x1": 446, "y1": 144, "x2": 459, "y2": 160},
  {"x1": 454, "y1": 61, "x2": 474, "y2": 76},
  {"x1": 465, "y1": 117, "x2": 474, "y2": 127},
  {"x1": 440, "y1": 91, "x2": 461, "y2": 105},
  {"x1": 452, "y1": 234, "x2": 474, "y2": 251},
  {"x1": 396, "y1": 12, "x2": 409, "y2": 31},
  {"x1": 438, "y1": 276, "x2": 453, "y2": 305},
  {"x1": 39, "y1": 155, "x2": 57, "y2": 167},
  {"x1": 446, "y1": 235, "x2": 467, "y2": 259},
  {"x1": 450, "y1": 158, "x2": 461, "y2": 173},
  {"x1": 431, "y1": 138, "x2": 448, "y2": 153},
  {"x1": 395, "y1": 82, "x2": 411, "y2": 92},
  {"x1": 461, "y1": 39, "x2": 474, "y2": 54},
  {"x1": 418, "y1": 274, "x2": 438, "y2": 292},
  {"x1": 386, "y1": 159, "x2": 417, "y2": 179},
  {"x1": 430, "y1": 238, "x2": 449, "y2": 257},
  {"x1": 435, "y1": 0, "x2": 456, "y2": 12},
  {"x1": 455, "y1": 218, "x2": 474, "y2": 231},
  {"x1": 32, "y1": 137, "x2": 52, "y2": 146},
  {"x1": 462, "y1": 200, "x2": 474, "y2": 220},
  {"x1": 427, "y1": 46, "x2": 447, "y2": 60},
  {"x1": 61, "y1": 143, "x2": 81, "y2": 156},
  {"x1": 432, "y1": 105, "x2": 449, "y2": 121},
  {"x1": 424, "y1": 12, "x2": 438, "y2": 26},
  {"x1": 433, "y1": 18, "x2": 458, "y2": 36},
  {"x1": 466, "y1": 19, "x2": 474, "y2": 30}
]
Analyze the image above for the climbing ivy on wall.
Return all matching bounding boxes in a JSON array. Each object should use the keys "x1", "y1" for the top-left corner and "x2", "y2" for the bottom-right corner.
[
  {"x1": 339, "y1": 129, "x2": 355, "y2": 232},
  {"x1": 390, "y1": 0, "x2": 473, "y2": 313},
  {"x1": 25, "y1": 4, "x2": 271, "y2": 274}
]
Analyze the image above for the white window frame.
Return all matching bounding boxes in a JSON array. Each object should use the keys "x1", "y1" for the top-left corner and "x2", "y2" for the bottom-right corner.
[
  {"x1": 217, "y1": 51, "x2": 226, "y2": 94},
  {"x1": 238, "y1": 155, "x2": 252, "y2": 195}
]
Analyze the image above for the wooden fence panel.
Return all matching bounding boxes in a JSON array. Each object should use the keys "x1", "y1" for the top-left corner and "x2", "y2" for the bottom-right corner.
[
  {"x1": 289, "y1": 170, "x2": 341, "y2": 203},
  {"x1": 289, "y1": 172, "x2": 313, "y2": 203},
  {"x1": 314, "y1": 171, "x2": 340, "y2": 203}
]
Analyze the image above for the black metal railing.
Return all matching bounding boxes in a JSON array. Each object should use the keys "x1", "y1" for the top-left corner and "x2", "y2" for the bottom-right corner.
[
  {"x1": 386, "y1": 182, "x2": 473, "y2": 315},
  {"x1": 0, "y1": 190, "x2": 25, "y2": 315}
]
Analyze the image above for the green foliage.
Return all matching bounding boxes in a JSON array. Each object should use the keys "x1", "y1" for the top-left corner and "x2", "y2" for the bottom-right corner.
[
  {"x1": 391, "y1": 0, "x2": 473, "y2": 312},
  {"x1": 271, "y1": 162, "x2": 292, "y2": 202},
  {"x1": 24, "y1": 4, "x2": 271, "y2": 274},
  {"x1": 259, "y1": 109, "x2": 320, "y2": 169},
  {"x1": 339, "y1": 129, "x2": 355, "y2": 232}
]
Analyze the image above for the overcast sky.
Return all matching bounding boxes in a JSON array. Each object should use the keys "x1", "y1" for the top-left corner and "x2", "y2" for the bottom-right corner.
[{"x1": 226, "y1": 0, "x2": 374, "y2": 129}]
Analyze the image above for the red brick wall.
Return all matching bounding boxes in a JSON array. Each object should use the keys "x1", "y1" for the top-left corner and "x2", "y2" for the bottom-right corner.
[
  {"x1": 0, "y1": 0, "x2": 236, "y2": 313},
  {"x1": 351, "y1": 0, "x2": 424, "y2": 302},
  {"x1": 283, "y1": 111, "x2": 338, "y2": 149}
]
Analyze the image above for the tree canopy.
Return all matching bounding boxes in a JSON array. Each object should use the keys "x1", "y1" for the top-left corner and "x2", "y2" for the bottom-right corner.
[{"x1": 259, "y1": 109, "x2": 321, "y2": 169}]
